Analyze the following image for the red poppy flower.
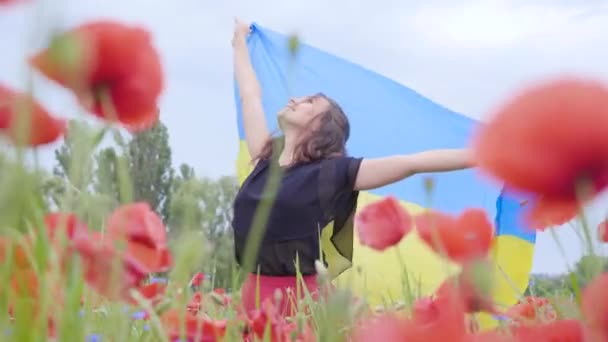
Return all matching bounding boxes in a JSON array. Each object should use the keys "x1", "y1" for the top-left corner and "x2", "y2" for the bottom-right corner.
[
  {"x1": 354, "y1": 281, "x2": 468, "y2": 342},
  {"x1": 0, "y1": 237, "x2": 30, "y2": 268},
  {"x1": 355, "y1": 196, "x2": 412, "y2": 251},
  {"x1": 525, "y1": 197, "x2": 580, "y2": 230},
  {"x1": 190, "y1": 272, "x2": 205, "y2": 287},
  {"x1": 248, "y1": 301, "x2": 283, "y2": 339},
  {"x1": 473, "y1": 78, "x2": 608, "y2": 227},
  {"x1": 71, "y1": 232, "x2": 147, "y2": 301},
  {"x1": 581, "y1": 273, "x2": 608, "y2": 341},
  {"x1": 513, "y1": 319, "x2": 585, "y2": 342},
  {"x1": 505, "y1": 296, "x2": 556, "y2": 323},
  {"x1": 44, "y1": 212, "x2": 89, "y2": 241},
  {"x1": 30, "y1": 21, "x2": 163, "y2": 132},
  {"x1": 275, "y1": 321, "x2": 316, "y2": 342},
  {"x1": 129, "y1": 282, "x2": 166, "y2": 306},
  {"x1": 468, "y1": 330, "x2": 513, "y2": 342},
  {"x1": 6, "y1": 212, "x2": 88, "y2": 267},
  {"x1": 434, "y1": 269, "x2": 497, "y2": 315},
  {"x1": 0, "y1": 84, "x2": 65, "y2": 146},
  {"x1": 10, "y1": 268, "x2": 39, "y2": 298},
  {"x1": 351, "y1": 314, "x2": 411, "y2": 342},
  {"x1": 210, "y1": 288, "x2": 231, "y2": 307},
  {"x1": 187, "y1": 292, "x2": 202, "y2": 315},
  {"x1": 161, "y1": 308, "x2": 227, "y2": 341},
  {"x1": 597, "y1": 219, "x2": 608, "y2": 242},
  {"x1": 106, "y1": 202, "x2": 172, "y2": 273},
  {"x1": 414, "y1": 208, "x2": 494, "y2": 263}
]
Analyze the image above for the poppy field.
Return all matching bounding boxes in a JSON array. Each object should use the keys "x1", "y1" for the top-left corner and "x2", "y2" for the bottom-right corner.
[{"x1": 2, "y1": 4, "x2": 608, "y2": 342}]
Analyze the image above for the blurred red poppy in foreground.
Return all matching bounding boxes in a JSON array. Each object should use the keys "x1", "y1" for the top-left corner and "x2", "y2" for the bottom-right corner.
[
  {"x1": 434, "y1": 262, "x2": 497, "y2": 315},
  {"x1": 353, "y1": 292, "x2": 467, "y2": 342},
  {"x1": 0, "y1": 84, "x2": 65, "y2": 146},
  {"x1": 355, "y1": 196, "x2": 412, "y2": 251},
  {"x1": 72, "y1": 233, "x2": 148, "y2": 301},
  {"x1": 414, "y1": 208, "x2": 494, "y2": 264},
  {"x1": 473, "y1": 78, "x2": 608, "y2": 228},
  {"x1": 45, "y1": 212, "x2": 86, "y2": 240},
  {"x1": 129, "y1": 282, "x2": 166, "y2": 306},
  {"x1": 161, "y1": 308, "x2": 227, "y2": 341},
  {"x1": 30, "y1": 20, "x2": 163, "y2": 132},
  {"x1": 106, "y1": 202, "x2": 172, "y2": 273},
  {"x1": 512, "y1": 319, "x2": 585, "y2": 341},
  {"x1": 65, "y1": 203, "x2": 171, "y2": 301},
  {"x1": 524, "y1": 197, "x2": 580, "y2": 230},
  {"x1": 0, "y1": 237, "x2": 30, "y2": 268},
  {"x1": 581, "y1": 272, "x2": 608, "y2": 341}
]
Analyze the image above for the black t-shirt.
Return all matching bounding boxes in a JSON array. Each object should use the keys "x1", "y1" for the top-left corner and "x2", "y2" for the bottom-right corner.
[{"x1": 232, "y1": 156, "x2": 362, "y2": 276}]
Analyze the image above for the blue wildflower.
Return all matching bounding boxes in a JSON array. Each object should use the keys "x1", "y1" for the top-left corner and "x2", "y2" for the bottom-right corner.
[
  {"x1": 150, "y1": 277, "x2": 167, "y2": 284},
  {"x1": 86, "y1": 334, "x2": 102, "y2": 342},
  {"x1": 132, "y1": 311, "x2": 147, "y2": 320},
  {"x1": 492, "y1": 314, "x2": 509, "y2": 321}
]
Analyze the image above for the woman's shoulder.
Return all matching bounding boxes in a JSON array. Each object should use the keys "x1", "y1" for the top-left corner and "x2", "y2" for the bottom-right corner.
[{"x1": 323, "y1": 155, "x2": 364, "y2": 172}]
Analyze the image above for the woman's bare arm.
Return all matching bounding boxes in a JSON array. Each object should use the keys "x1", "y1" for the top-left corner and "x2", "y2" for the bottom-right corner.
[
  {"x1": 354, "y1": 149, "x2": 475, "y2": 191},
  {"x1": 233, "y1": 19, "x2": 270, "y2": 158}
]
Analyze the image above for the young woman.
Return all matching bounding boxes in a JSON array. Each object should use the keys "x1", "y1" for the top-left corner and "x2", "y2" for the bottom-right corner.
[{"x1": 231, "y1": 18, "x2": 475, "y2": 315}]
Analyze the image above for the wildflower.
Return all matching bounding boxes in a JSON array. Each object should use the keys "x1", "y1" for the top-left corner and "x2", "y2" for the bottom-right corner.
[
  {"x1": 187, "y1": 292, "x2": 202, "y2": 315},
  {"x1": 72, "y1": 233, "x2": 148, "y2": 301},
  {"x1": 581, "y1": 273, "x2": 608, "y2": 341},
  {"x1": 414, "y1": 208, "x2": 494, "y2": 264},
  {"x1": 0, "y1": 84, "x2": 65, "y2": 146},
  {"x1": 505, "y1": 296, "x2": 557, "y2": 324},
  {"x1": 30, "y1": 21, "x2": 163, "y2": 132},
  {"x1": 106, "y1": 202, "x2": 172, "y2": 273},
  {"x1": 355, "y1": 196, "x2": 412, "y2": 251},
  {"x1": 161, "y1": 308, "x2": 227, "y2": 341},
  {"x1": 86, "y1": 334, "x2": 102, "y2": 342},
  {"x1": 473, "y1": 78, "x2": 608, "y2": 228},
  {"x1": 434, "y1": 268, "x2": 497, "y2": 315},
  {"x1": 351, "y1": 314, "x2": 410, "y2": 342},
  {"x1": 129, "y1": 282, "x2": 166, "y2": 306},
  {"x1": 512, "y1": 319, "x2": 585, "y2": 341},
  {"x1": 131, "y1": 311, "x2": 148, "y2": 320},
  {"x1": 189, "y1": 272, "x2": 205, "y2": 291},
  {"x1": 44, "y1": 212, "x2": 89, "y2": 240}
]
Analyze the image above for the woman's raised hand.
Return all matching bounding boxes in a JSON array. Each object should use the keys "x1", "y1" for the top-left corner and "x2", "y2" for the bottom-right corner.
[{"x1": 232, "y1": 17, "x2": 250, "y2": 46}]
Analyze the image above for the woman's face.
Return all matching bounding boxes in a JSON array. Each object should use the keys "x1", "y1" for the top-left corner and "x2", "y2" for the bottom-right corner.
[{"x1": 278, "y1": 94, "x2": 330, "y2": 130}]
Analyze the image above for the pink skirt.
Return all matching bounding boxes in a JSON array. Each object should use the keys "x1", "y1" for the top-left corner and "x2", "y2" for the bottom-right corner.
[{"x1": 240, "y1": 273, "x2": 320, "y2": 317}]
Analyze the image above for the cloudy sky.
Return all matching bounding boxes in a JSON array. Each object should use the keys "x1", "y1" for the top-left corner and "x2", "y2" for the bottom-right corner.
[{"x1": 1, "y1": 0, "x2": 608, "y2": 274}]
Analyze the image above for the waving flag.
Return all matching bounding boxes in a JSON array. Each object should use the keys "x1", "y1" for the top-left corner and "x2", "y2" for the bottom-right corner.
[{"x1": 234, "y1": 23, "x2": 536, "y2": 328}]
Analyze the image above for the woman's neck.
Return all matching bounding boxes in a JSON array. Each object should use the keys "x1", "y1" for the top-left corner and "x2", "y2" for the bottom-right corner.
[{"x1": 278, "y1": 133, "x2": 299, "y2": 166}]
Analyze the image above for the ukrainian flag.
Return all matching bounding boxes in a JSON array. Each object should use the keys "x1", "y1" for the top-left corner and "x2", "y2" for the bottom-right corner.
[{"x1": 234, "y1": 23, "x2": 536, "y2": 328}]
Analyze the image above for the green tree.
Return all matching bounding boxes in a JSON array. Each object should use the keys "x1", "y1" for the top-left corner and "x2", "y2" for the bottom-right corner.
[
  {"x1": 168, "y1": 165, "x2": 239, "y2": 287},
  {"x1": 48, "y1": 120, "x2": 122, "y2": 229},
  {"x1": 94, "y1": 147, "x2": 121, "y2": 205},
  {"x1": 569, "y1": 254, "x2": 608, "y2": 289},
  {"x1": 127, "y1": 121, "x2": 174, "y2": 222},
  {"x1": 52, "y1": 120, "x2": 97, "y2": 193}
]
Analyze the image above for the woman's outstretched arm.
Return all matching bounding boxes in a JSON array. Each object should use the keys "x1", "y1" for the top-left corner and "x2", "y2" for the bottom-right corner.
[
  {"x1": 353, "y1": 149, "x2": 476, "y2": 191},
  {"x1": 233, "y1": 18, "x2": 270, "y2": 158}
]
